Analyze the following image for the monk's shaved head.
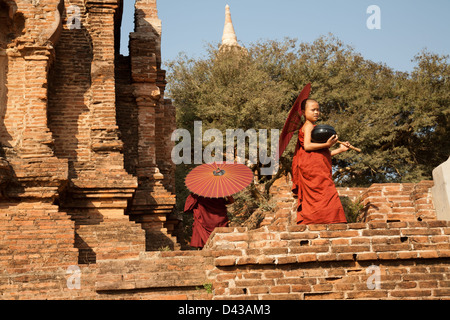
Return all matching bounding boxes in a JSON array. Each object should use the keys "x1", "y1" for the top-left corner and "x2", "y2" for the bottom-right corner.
[{"x1": 301, "y1": 99, "x2": 318, "y2": 111}]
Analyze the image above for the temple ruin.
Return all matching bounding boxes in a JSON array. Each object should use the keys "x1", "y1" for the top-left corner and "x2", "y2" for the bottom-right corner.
[{"x1": 1, "y1": 0, "x2": 179, "y2": 290}]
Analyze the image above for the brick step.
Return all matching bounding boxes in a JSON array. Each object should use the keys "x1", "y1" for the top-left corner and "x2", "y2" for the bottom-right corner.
[
  {"x1": 95, "y1": 251, "x2": 213, "y2": 297},
  {"x1": 75, "y1": 219, "x2": 147, "y2": 263},
  {"x1": 102, "y1": 251, "x2": 211, "y2": 272},
  {"x1": 96, "y1": 270, "x2": 207, "y2": 291},
  {"x1": 96, "y1": 284, "x2": 212, "y2": 300},
  {"x1": 206, "y1": 221, "x2": 450, "y2": 268}
]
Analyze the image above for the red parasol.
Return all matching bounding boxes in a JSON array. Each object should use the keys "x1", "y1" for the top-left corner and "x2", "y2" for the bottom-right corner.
[
  {"x1": 185, "y1": 162, "x2": 253, "y2": 198},
  {"x1": 278, "y1": 83, "x2": 311, "y2": 158}
]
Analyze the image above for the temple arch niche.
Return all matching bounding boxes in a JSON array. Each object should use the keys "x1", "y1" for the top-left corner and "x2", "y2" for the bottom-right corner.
[{"x1": 0, "y1": 0, "x2": 24, "y2": 154}]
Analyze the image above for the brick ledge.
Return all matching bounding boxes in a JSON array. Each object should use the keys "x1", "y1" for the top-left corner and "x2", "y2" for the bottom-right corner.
[{"x1": 206, "y1": 221, "x2": 450, "y2": 267}]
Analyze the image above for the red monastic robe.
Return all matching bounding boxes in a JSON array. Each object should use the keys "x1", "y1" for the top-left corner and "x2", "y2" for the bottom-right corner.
[
  {"x1": 184, "y1": 194, "x2": 233, "y2": 248},
  {"x1": 291, "y1": 128, "x2": 347, "y2": 225}
]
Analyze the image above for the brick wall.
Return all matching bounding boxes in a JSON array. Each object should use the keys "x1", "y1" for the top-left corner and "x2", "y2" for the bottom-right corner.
[
  {"x1": 337, "y1": 180, "x2": 436, "y2": 222},
  {"x1": 22, "y1": 219, "x2": 445, "y2": 300},
  {"x1": 2, "y1": 217, "x2": 448, "y2": 300},
  {"x1": 0, "y1": 201, "x2": 80, "y2": 299},
  {"x1": 19, "y1": 176, "x2": 442, "y2": 301},
  {"x1": 95, "y1": 251, "x2": 214, "y2": 299},
  {"x1": 205, "y1": 221, "x2": 450, "y2": 299}
]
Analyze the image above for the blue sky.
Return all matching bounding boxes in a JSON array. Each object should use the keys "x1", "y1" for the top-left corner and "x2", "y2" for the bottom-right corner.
[{"x1": 120, "y1": 0, "x2": 450, "y2": 73}]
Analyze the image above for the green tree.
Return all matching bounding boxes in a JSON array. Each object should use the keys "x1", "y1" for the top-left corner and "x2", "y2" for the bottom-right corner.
[
  {"x1": 167, "y1": 47, "x2": 291, "y2": 137},
  {"x1": 402, "y1": 50, "x2": 450, "y2": 179}
]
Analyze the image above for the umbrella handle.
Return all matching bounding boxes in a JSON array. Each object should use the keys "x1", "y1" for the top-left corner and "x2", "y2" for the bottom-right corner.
[
  {"x1": 337, "y1": 140, "x2": 361, "y2": 153},
  {"x1": 213, "y1": 168, "x2": 225, "y2": 176}
]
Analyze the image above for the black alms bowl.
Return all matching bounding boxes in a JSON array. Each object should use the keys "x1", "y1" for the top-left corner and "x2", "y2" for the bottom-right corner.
[{"x1": 311, "y1": 124, "x2": 337, "y2": 143}]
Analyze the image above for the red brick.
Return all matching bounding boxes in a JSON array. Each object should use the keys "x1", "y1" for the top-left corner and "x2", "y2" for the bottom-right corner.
[
  {"x1": 417, "y1": 251, "x2": 439, "y2": 259},
  {"x1": 327, "y1": 223, "x2": 348, "y2": 231},
  {"x1": 270, "y1": 285, "x2": 290, "y2": 293},
  {"x1": 347, "y1": 222, "x2": 367, "y2": 229},
  {"x1": 242, "y1": 272, "x2": 262, "y2": 279},
  {"x1": 222, "y1": 233, "x2": 249, "y2": 242},
  {"x1": 236, "y1": 256, "x2": 258, "y2": 265},
  {"x1": 398, "y1": 251, "x2": 418, "y2": 259},
  {"x1": 351, "y1": 237, "x2": 371, "y2": 245},
  {"x1": 235, "y1": 279, "x2": 274, "y2": 287},
  {"x1": 320, "y1": 230, "x2": 360, "y2": 238},
  {"x1": 215, "y1": 257, "x2": 236, "y2": 267},
  {"x1": 438, "y1": 250, "x2": 450, "y2": 258},
  {"x1": 377, "y1": 252, "x2": 399, "y2": 260},
  {"x1": 332, "y1": 245, "x2": 371, "y2": 253},
  {"x1": 276, "y1": 256, "x2": 297, "y2": 264},
  {"x1": 256, "y1": 256, "x2": 276, "y2": 264},
  {"x1": 259, "y1": 245, "x2": 286, "y2": 254},
  {"x1": 247, "y1": 286, "x2": 269, "y2": 294},
  {"x1": 401, "y1": 228, "x2": 441, "y2": 236},
  {"x1": 291, "y1": 285, "x2": 312, "y2": 292},
  {"x1": 356, "y1": 252, "x2": 378, "y2": 261},
  {"x1": 216, "y1": 274, "x2": 237, "y2": 282},
  {"x1": 418, "y1": 281, "x2": 438, "y2": 289},
  {"x1": 296, "y1": 253, "x2": 317, "y2": 263},
  {"x1": 260, "y1": 293, "x2": 302, "y2": 300},
  {"x1": 346, "y1": 290, "x2": 389, "y2": 299},
  {"x1": 287, "y1": 225, "x2": 308, "y2": 232},
  {"x1": 433, "y1": 288, "x2": 450, "y2": 296},
  {"x1": 308, "y1": 224, "x2": 328, "y2": 231},
  {"x1": 229, "y1": 288, "x2": 247, "y2": 295},
  {"x1": 317, "y1": 253, "x2": 338, "y2": 261},
  {"x1": 331, "y1": 238, "x2": 350, "y2": 245},
  {"x1": 264, "y1": 271, "x2": 284, "y2": 279},
  {"x1": 362, "y1": 229, "x2": 401, "y2": 236},
  {"x1": 291, "y1": 245, "x2": 329, "y2": 254},
  {"x1": 397, "y1": 281, "x2": 417, "y2": 289},
  {"x1": 390, "y1": 289, "x2": 432, "y2": 298}
]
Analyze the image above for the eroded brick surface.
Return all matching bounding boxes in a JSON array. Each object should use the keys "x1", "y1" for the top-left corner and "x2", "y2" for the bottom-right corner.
[{"x1": 0, "y1": 0, "x2": 448, "y2": 300}]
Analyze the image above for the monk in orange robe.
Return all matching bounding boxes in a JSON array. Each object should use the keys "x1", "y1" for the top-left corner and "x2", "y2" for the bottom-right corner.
[
  {"x1": 184, "y1": 193, "x2": 234, "y2": 248},
  {"x1": 292, "y1": 99, "x2": 352, "y2": 225}
]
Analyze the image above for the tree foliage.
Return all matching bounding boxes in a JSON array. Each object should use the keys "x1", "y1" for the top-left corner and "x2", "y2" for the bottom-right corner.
[{"x1": 166, "y1": 35, "x2": 450, "y2": 187}]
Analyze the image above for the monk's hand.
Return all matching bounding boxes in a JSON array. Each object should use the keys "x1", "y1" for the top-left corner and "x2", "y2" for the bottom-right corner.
[
  {"x1": 326, "y1": 134, "x2": 338, "y2": 148},
  {"x1": 339, "y1": 141, "x2": 351, "y2": 152}
]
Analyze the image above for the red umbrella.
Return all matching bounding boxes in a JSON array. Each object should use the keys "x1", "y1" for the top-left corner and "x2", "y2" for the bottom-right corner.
[
  {"x1": 278, "y1": 83, "x2": 311, "y2": 158},
  {"x1": 185, "y1": 162, "x2": 253, "y2": 198}
]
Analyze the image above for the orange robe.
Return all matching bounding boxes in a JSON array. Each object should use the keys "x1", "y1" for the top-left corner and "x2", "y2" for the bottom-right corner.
[
  {"x1": 184, "y1": 194, "x2": 232, "y2": 248},
  {"x1": 292, "y1": 128, "x2": 347, "y2": 225}
]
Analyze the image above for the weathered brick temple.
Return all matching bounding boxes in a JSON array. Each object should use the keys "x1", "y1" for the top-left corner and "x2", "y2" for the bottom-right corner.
[{"x1": 0, "y1": 0, "x2": 449, "y2": 300}]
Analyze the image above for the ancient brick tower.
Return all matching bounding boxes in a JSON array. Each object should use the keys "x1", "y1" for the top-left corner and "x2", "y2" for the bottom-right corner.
[{"x1": 0, "y1": 0, "x2": 178, "y2": 270}]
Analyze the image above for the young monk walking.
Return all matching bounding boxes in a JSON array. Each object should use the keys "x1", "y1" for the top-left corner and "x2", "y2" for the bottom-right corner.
[{"x1": 292, "y1": 99, "x2": 353, "y2": 225}]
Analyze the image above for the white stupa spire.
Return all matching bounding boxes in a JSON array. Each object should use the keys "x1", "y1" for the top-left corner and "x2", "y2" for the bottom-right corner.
[{"x1": 221, "y1": 4, "x2": 239, "y2": 47}]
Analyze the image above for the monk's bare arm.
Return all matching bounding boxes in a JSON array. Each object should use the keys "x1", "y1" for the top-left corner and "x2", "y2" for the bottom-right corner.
[{"x1": 331, "y1": 141, "x2": 351, "y2": 156}]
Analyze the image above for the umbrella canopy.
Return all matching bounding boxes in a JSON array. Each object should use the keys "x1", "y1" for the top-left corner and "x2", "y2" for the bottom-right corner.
[
  {"x1": 185, "y1": 162, "x2": 253, "y2": 198},
  {"x1": 278, "y1": 83, "x2": 311, "y2": 158}
]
